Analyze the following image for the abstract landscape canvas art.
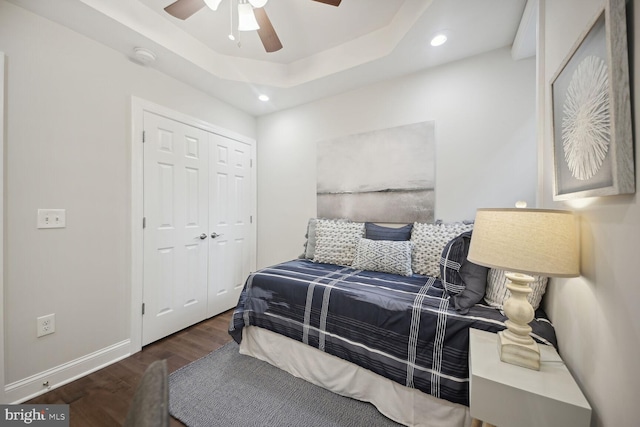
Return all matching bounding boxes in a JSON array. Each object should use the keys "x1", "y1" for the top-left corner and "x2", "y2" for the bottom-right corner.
[{"x1": 317, "y1": 121, "x2": 435, "y2": 223}]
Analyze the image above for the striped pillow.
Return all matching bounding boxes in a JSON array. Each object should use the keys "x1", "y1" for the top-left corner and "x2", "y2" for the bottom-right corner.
[
  {"x1": 485, "y1": 269, "x2": 548, "y2": 311},
  {"x1": 440, "y1": 232, "x2": 469, "y2": 295}
]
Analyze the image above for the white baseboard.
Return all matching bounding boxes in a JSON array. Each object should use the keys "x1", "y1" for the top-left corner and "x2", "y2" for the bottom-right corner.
[{"x1": 4, "y1": 339, "x2": 132, "y2": 403}]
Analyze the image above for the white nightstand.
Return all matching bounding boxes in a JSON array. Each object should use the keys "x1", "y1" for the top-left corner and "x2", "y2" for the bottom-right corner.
[{"x1": 469, "y1": 328, "x2": 591, "y2": 427}]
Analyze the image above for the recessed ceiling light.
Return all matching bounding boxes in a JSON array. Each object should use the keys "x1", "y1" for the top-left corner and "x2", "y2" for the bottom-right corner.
[
  {"x1": 258, "y1": 94, "x2": 270, "y2": 102},
  {"x1": 430, "y1": 34, "x2": 448, "y2": 47}
]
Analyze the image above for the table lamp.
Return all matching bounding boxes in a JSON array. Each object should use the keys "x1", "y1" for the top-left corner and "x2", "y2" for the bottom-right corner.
[{"x1": 467, "y1": 208, "x2": 579, "y2": 370}]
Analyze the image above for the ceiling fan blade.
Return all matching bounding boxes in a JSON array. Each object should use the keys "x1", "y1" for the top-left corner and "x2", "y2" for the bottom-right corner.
[
  {"x1": 254, "y1": 8, "x2": 283, "y2": 53},
  {"x1": 164, "y1": 0, "x2": 206, "y2": 20},
  {"x1": 312, "y1": 0, "x2": 342, "y2": 6}
]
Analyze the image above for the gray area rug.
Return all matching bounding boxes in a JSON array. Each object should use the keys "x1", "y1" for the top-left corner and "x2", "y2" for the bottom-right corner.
[{"x1": 169, "y1": 341, "x2": 403, "y2": 427}]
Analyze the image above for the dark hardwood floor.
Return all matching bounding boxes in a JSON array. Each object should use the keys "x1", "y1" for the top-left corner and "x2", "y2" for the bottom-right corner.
[{"x1": 27, "y1": 310, "x2": 234, "y2": 427}]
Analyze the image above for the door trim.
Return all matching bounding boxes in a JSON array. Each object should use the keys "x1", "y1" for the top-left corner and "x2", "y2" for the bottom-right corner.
[{"x1": 130, "y1": 97, "x2": 256, "y2": 353}]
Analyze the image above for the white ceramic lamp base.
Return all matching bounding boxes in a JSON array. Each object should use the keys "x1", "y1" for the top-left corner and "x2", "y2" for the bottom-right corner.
[{"x1": 497, "y1": 272, "x2": 540, "y2": 370}]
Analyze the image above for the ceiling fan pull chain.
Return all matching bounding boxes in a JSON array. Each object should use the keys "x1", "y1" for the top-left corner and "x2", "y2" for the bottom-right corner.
[{"x1": 228, "y1": 0, "x2": 236, "y2": 41}]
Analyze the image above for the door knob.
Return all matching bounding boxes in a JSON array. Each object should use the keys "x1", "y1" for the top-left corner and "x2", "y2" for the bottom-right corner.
[
  {"x1": 199, "y1": 233, "x2": 207, "y2": 240},
  {"x1": 211, "y1": 232, "x2": 221, "y2": 239}
]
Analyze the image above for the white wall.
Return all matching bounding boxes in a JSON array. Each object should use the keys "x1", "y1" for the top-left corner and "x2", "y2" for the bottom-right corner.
[
  {"x1": 0, "y1": 0, "x2": 255, "y2": 397},
  {"x1": 539, "y1": 1, "x2": 640, "y2": 426},
  {"x1": 256, "y1": 47, "x2": 538, "y2": 268},
  {"x1": 0, "y1": 51, "x2": 6, "y2": 404}
]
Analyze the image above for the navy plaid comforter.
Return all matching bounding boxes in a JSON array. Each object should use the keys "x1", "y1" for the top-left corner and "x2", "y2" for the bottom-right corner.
[{"x1": 229, "y1": 259, "x2": 557, "y2": 406}]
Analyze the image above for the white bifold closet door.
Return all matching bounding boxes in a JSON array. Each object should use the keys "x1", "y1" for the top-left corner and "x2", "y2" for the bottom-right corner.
[
  {"x1": 207, "y1": 133, "x2": 253, "y2": 317},
  {"x1": 142, "y1": 111, "x2": 253, "y2": 346}
]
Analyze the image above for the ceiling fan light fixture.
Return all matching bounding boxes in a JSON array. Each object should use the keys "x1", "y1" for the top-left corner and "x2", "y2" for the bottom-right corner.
[
  {"x1": 248, "y1": 0, "x2": 268, "y2": 7},
  {"x1": 203, "y1": 0, "x2": 223, "y2": 11},
  {"x1": 238, "y1": 3, "x2": 260, "y2": 31}
]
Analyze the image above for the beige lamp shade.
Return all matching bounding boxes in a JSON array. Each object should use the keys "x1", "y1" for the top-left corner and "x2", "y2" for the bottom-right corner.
[{"x1": 467, "y1": 208, "x2": 580, "y2": 278}]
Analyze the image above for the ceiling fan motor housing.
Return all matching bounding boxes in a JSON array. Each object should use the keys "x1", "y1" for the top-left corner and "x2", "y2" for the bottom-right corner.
[{"x1": 164, "y1": 0, "x2": 341, "y2": 53}]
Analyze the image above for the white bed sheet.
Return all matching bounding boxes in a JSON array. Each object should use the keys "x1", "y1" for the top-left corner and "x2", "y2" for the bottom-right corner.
[{"x1": 239, "y1": 326, "x2": 472, "y2": 427}]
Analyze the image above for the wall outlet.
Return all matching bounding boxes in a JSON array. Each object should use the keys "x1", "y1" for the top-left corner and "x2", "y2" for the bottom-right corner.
[
  {"x1": 37, "y1": 209, "x2": 66, "y2": 229},
  {"x1": 37, "y1": 314, "x2": 55, "y2": 337}
]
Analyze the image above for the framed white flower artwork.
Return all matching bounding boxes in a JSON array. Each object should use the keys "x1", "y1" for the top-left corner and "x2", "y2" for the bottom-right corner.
[{"x1": 550, "y1": 0, "x2": 634, "y2": 200}]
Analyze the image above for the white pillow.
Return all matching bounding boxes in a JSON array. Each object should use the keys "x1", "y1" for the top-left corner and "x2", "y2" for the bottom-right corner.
[
  {"x1": 303, "y1": 218, "x2": 349, "y2": 259},
  {"x1": 313, "y1": 219, "x2": 365, "y2": 266},
  {"x1": 410, "y1": 222, "x2": 474, "y2": 277},
  {"x1": 485, "y1": 269, "x2": 548, "y2": 311},
  {"x1": 352, "y1": 238, "x2": 413, "y2": 276}
]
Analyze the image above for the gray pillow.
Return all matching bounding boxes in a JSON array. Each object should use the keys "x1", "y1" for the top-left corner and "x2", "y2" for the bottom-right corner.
[
  {"x1": 303, "y1": 218, "x2": 319, "y2": 259},
  {"x1": 453, "y1": 258, "x2": 490, "y2": 314},
  {"x1": 440, "y1": 231, "x2": 489, "y2": 314}
]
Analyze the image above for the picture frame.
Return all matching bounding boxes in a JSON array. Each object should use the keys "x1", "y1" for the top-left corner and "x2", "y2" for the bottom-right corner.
[{"x1": 550, "y1": 0, "x2": 634, "y2": 200}]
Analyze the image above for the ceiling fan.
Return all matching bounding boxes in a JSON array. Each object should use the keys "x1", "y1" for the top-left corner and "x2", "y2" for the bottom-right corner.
[{"x1": 163, "y1": 0, "x2": 342, "y2": 53}]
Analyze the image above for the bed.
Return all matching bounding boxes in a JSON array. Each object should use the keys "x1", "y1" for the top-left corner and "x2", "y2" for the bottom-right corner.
[{"x1": 228, "y1": 219, "x2": 557, "y2": 427}]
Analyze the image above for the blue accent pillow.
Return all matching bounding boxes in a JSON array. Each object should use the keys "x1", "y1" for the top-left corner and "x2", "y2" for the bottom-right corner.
[
  {"x1": 440, "y1": 231, "x2": 489, "y2": 314},
  {"x1": 364, "y1": 223, "x2": 413, "y2": 241}
]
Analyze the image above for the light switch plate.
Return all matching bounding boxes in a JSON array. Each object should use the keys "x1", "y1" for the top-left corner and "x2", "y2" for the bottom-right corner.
[{"x1": 37, "y1": 209, "x2": 66, "y2": 229}]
